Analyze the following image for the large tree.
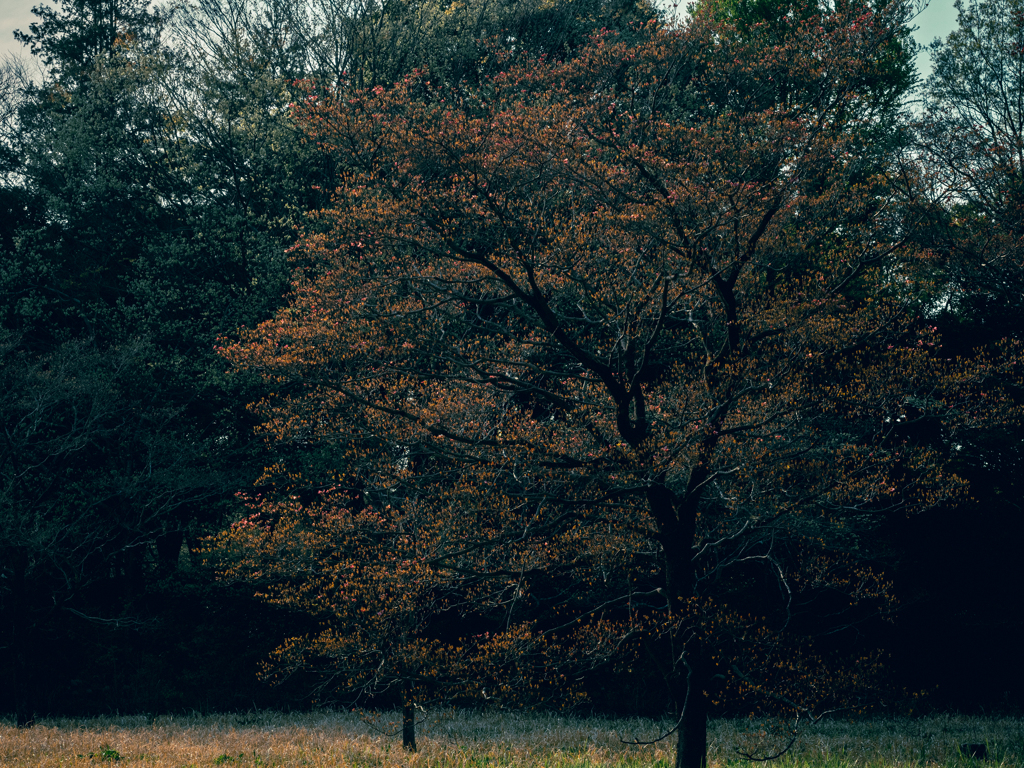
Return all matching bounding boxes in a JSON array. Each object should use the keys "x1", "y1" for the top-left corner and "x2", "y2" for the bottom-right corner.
[{"x1": 218, "y1": 5, "x2": 1011, "y2": 765}]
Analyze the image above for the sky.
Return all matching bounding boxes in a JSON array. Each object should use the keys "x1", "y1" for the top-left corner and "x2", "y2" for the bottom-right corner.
[{"x1": 1, "y1": 0, "x2": 961, "y2": 81}]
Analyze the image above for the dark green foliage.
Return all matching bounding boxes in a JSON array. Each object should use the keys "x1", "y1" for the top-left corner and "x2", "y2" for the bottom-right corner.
[
  {"x1": 1, "y1": 0, "x2": 304, "y2": 722},
  {"x1": 14, "y1": 0, "x2": 165, "y2": 87},
  {"x1": 698, "y1": 0, "x2": 916, "y2": 119},
  {"x1": 882, "y1": 0, "x2": 1024, "y2": 712}
]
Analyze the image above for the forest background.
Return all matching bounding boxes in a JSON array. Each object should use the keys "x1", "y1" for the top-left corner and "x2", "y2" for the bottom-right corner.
[
  {"x1": 0, "y1": 0, "x2": 965, "y2": 66},
  {"x1": 0, "y1": 0, "x2": 1022, "y2": 752}
]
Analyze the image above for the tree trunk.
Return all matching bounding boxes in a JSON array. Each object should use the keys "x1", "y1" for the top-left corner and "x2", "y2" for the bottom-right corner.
[
  {"x1": 648, "y1": 481, "x2": 708, "y2": 768},
  {"x1": 675, "y1": 649, "x2": 708, "y2": 768},
  {"x1": 402, "y1": 679, "x2": 417, "y2": 751}
]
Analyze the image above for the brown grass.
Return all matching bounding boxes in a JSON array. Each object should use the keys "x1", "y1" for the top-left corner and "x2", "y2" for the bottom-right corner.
[{"x1": 0, "y1": 710, "x2": 1020, "y2": 767}]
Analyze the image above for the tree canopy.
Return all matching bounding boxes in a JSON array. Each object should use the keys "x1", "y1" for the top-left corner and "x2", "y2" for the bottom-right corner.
[{"x1": 215, "y1": 4, "x2": 1013, "y2": 766}]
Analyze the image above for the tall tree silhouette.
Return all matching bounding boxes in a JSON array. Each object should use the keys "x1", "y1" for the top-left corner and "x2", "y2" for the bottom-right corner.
[{"x1": 219, "y1": 6, "x2": 1013, "y2": 766}]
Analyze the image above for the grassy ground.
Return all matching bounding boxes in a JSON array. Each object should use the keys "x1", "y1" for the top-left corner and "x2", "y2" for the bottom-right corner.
[{"x1": 0, "y1": 710, "x2": 1020, "y2": 767}]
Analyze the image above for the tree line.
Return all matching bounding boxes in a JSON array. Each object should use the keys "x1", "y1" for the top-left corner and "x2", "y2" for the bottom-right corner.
[{"x1": 1, "y1": 0, "x2": 1022, "y2": 765}]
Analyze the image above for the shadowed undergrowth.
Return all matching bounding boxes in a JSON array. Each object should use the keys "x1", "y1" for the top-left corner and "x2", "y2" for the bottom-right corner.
[{"x1": 0, "y1": 710, "x2": 1020, "y2": 767}]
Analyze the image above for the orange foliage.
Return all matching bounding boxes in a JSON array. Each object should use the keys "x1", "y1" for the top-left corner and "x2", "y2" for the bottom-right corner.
[
  {"x1": 207, "y1": 494, "x2": 581, "y2": 750},
  {"x1": 215, "y1": 6, "x2": 1013, "y2": 767}
]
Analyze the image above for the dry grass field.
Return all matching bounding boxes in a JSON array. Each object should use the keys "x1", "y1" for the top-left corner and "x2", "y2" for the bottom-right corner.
[{"x1": 0, "y1": 710, "x2": 1020, "y2": 768}]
